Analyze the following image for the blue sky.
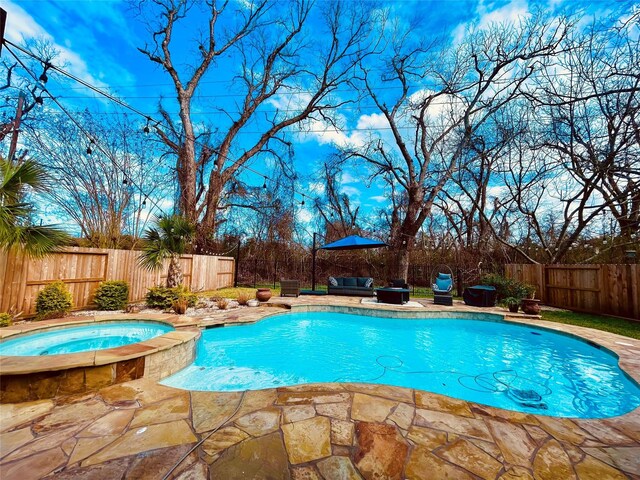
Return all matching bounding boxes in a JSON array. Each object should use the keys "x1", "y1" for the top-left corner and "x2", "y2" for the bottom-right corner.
[{"x1": 4, "y1": 0, "x2": 614, "y2": 236}]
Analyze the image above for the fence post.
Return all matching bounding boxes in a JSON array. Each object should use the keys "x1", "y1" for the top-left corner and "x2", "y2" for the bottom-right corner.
[
  {"x1": 253, "y1": 258, "x2": 257, "y2": 288},
  {"x1": 273, "y1": 257, "x2": 277, "y2": 288}
]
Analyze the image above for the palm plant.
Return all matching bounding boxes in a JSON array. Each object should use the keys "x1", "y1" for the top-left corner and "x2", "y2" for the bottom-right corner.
[
  {"x1": 0, "y1": 158, "x2": 69, "y2": 257},
  {"x1": 138, "y1": 214, "x2": 196, "y2": 287}
]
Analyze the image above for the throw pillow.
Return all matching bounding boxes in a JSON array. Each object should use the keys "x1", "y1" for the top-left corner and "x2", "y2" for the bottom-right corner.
[
  {"x1": 328, "y1": 276, "x2": 338, "y2": 287},
  {"x1": 364, "y1": 278, "x2": 373, "y2": 288}
]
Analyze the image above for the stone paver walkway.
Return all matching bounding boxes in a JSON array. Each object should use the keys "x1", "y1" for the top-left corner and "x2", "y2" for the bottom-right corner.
[{"x1": 1, "y1": 378, "x2": 639, "y2": 479}]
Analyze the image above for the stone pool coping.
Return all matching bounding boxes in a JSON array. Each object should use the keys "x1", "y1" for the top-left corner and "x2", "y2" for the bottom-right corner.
[{"x1": 0, "y1": 314, "x2": 200, "y2": 376}]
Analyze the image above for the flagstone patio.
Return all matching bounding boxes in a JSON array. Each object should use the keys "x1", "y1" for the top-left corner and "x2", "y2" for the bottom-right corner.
[{"x1": 1, "y1": 297, "x2": 639, "y2": 479}]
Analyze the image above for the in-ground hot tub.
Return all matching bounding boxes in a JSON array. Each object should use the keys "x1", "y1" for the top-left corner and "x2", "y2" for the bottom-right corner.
[
  {"x1": 0, "y1": 315, "x2": 200, "y2": 403},
  {"x1": 0, "y1": 321, "x2": 173, "y2": 356}
]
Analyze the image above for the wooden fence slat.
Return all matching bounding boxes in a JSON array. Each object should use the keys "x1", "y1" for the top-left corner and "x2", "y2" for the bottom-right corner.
[
  {"x1": 507, "y1": 264, "x2": 639, "y2": 321},
  {"x1": 0, "y1": 248, "x2": 235, "y2": 317}
]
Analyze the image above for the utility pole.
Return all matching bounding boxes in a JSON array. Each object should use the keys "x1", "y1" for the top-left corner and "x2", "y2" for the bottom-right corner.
[
  {"x1": 8, "y1": 92, "x2": 25, "y2": 163},
  {"x1": 0, "y1": 8, "x2": 7, "y2": 56}
]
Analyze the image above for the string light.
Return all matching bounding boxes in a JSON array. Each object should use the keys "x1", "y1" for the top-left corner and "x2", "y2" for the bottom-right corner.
[
  {"x1": 142, "y1": 198, "x2": 147, "y2": 208},
  {"x1": 143, "y1": 117, "x2": 150, "y2": 134},
  {"x1": 5, "y1": 41, "x2": 314, "y2": 207},
  {"x1": 35, "y1": 96, "x2": 43, "y2": 105},
  {"x1": 3, "y1": 43, "x2": 167, "y2": 215}
]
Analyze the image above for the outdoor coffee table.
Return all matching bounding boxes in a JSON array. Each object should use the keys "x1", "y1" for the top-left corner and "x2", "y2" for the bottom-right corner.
[{"x1": 376, "y1": 287, "x2": 410, "y2": 305}]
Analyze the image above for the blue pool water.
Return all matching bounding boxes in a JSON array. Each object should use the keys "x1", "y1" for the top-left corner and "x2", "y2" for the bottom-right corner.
[
  {"x1": 0, "y1": 321, "x2": 173, "y2": 356},
  {"x1": 162, "y1": 312, "x2": 640, "y2": 418}
]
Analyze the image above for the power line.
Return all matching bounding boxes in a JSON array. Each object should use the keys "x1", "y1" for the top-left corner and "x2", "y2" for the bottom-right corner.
[
  {"x1": 3, "y1": 43, "x2": 166, "y2": 215},
  {"x1": 5, "y1": 39, "x2": 316, "y2": 204}
]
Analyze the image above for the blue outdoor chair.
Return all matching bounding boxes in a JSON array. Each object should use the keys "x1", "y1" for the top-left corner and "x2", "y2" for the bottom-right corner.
[
  {"x1": 431, "y1": 267, "x2": 454, "y2": 306},
  {"x1": 432, "y1": 272, "x2": 453, "y2": 295}
]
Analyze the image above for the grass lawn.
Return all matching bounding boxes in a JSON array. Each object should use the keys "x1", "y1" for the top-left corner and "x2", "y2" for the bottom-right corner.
[{"x1": 541, "y1": 310, "x2": 640, "y2": 340}]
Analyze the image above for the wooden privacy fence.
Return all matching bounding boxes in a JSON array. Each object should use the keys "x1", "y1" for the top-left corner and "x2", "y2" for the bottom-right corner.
[
  {"x1": 0, "y1": 247, "x2": 235, "y2": 316},
  {"x1": 505, "y1": 264, "x2": 640, "y2": 320}
]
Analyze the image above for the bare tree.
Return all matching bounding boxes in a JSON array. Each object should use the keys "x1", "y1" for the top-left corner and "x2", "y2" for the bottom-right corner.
[
  {"x1": 24, "y1": 112, "x2": 169, "y2": 247},
  {"x1": 344, "y1": 12, "x2": 570, "y2": 278},
  {"x1": 531, "y1": 15, "x2": 640, "y2": 242},
  {"x1": 314, "y1": 160, "x2": 360, "y2": 240},
  {"x1": 133, "y1": 0, "x2": 377, "y2": 251}
]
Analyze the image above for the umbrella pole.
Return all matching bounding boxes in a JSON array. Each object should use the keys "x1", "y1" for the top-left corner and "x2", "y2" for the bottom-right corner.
[{"x1": 312, "y1": 232, "x2": 317, "y2": 291}]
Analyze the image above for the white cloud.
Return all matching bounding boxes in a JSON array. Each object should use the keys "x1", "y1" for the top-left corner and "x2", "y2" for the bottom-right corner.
[
  {"x1": 370, "y1": 195, "x2": 387, "y2": 203},
  {"x1": 451, "y1": 0, "x2": 531, "y2": 44},
  {"x1": 297, "y1": 206, "x2": 313, "y2": 224},
  {"x1": 4, "y1": 1, "x2": 112, "y2": 90},
  {"x1": 340, "y1": 185, "x2": 361, "y2": 197},
  {"x1": 309, "y1": 181, "x2": 325, "y2": 195},
  {"x1": 340, "y1": 172, "x2": 358, "y2": 184}
]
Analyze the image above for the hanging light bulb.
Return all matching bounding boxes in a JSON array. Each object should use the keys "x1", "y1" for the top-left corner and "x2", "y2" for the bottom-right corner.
[
  {"x1": 123, "y1": 178, "x2": 128, "y2": 185},
  {"x1": 143, "y1": 123, "x2": 150, "y2": 134},
  {"x1": 39, "y1": 71, "x2": 48, "y2": 83},
  {"x1": 301, "y1": 199, "x2": 305, "y2": 206},
  {"x1": 35, "y1": 96, "x2": 44, "y2": 105},
  {"x1": 262, "y1": 180, "x2": 267, "y2": 189},
  {"x1": 86, "y1": 146, "x2": 92, "y2": 155},
  {"x1": 142, "y1": 198, "x2": 147, "y2": 208}
]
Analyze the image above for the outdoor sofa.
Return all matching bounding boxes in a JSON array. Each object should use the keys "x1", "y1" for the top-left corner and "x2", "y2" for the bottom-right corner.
[{"x1": 328, "y1": 276, "x2": 375, "y2": 296}]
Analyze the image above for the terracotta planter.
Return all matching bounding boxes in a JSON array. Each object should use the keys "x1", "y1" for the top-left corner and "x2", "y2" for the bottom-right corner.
[
  {"x1": 521, "y1": 298, "x2": 541, "y2": 315},
  {"x1": 256, "y1": 288, "x2": 272, "y2": 302}
]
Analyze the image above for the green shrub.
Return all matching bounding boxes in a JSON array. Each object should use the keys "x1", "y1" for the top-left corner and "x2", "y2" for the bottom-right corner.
[
  {"x1": 0, "y1": 312, "x2": 13, "y2": 327},
  {"x1": 94, "y1": 281, "x2": 130, "y2": 310},
  {"x1": 35, "y1": 281, "x2": 73, "y2": 320},
  {"x1": 481, "y1": 273, "x2": 518, "y2": 300},
  {"x1": 146, "y1": 285, "x2": 197, "y2": 309},
  {"x1": 481, "y1": 274, "x2": 535, "y2": 301}
]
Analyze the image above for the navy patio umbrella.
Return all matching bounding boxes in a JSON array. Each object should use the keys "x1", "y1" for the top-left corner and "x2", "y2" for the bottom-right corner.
[{"x1": 311, "y1": 234, "x2": 388, "y2": 290}]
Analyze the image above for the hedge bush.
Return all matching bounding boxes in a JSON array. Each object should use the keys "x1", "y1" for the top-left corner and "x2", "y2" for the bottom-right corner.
[
  {"x1": 94, "y1": 281, "x2": 130, "y2": 310},
  {"x1": 0, "y1": 313, "x2": 13, "y2": 327},
  {"x1": 35, "y1": 281, "x2": 73, "y2": 320},
  {"x1": 146, "y1": 285, "x2": 198, "y2": 310},
  {"x1": 481, "y1": 273, "x2": 535, "y2": 301}
]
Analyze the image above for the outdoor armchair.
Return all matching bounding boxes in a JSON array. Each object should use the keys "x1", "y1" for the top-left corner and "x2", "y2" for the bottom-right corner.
[{"x1": 280, "y1": 279, "x2": 300, "y2": 297}]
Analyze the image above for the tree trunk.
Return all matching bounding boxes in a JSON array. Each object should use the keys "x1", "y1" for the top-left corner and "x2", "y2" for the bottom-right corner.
[{"x1": 166, "y1": 254, "x2": 183, "y2": 288}]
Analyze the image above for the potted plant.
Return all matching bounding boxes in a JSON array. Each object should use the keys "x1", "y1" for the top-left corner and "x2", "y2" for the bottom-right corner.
[
  {"x1": 501, "y1": 297, "x2": 521, "y2": 313},
  {"x1": 518, "y1": 284, "x2": 541, "y2": 315}
]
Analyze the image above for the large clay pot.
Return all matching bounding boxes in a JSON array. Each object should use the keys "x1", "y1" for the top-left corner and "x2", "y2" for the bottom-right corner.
[
  {"x1": 256, "y1": 288, "x2": 272, "y2": 302},
  {"x1": 521, "y1": 298, "x2": 541, "y2": 315}
]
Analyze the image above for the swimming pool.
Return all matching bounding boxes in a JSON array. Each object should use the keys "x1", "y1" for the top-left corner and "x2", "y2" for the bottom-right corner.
[
  {"x1": 161, "y1": 311, "x2": 640, "y2": 418},
  {"x1": 0, "y1": 321, "x2": 174, "y2": 356}
]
